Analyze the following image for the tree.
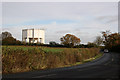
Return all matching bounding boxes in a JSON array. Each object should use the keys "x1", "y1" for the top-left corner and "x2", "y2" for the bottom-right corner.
[
  {"x1": 101, "y1": 30, "x2": 111, "y2": 47},
  {"x1": 101, "y1": 30, "x2": 120, "y2": 52},
  {"x1": 49, "y1": 41, "x2": 57, "y2": 45},
  {"x1": 60, "y1": 34, "x2": 80, "y2": 47},
  {"x1": 2, "y1": 37, "x2": 21, "y2": 45},
  {"x1": 107, "y1": 33, "x2": 120, "y2": 52},
  {"x1": 1, "y1": 31, "x2": 21, "y2": 45},
  {"x1": 107, "y1": 33, "x2": 120, "y2": 48},
  {"x1": 1, "y1": 31, "x2": 12, "y2": 40},
  {"x1": 94, "y1": 36, "x2": 103, "y2": 46},
  {"x1": 87, "y1": 42, "x2": 97, "y2": 48},
  {"x1": 49, "y1": 41, "x2": 58, "y2": 47}
]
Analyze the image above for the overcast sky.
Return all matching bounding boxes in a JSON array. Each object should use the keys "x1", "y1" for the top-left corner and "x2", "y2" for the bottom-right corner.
[{"x1": 2, "y1": 2, "x2": 118, "y2": 44}]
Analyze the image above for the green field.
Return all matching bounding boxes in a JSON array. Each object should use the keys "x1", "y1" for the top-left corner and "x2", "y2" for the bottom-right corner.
[
  {"x1": 2, "y1": 46, "x2": 102, "y2": 74},
  {"x1": 2, "y1": 46, "x2": 64, "y2": 53}
]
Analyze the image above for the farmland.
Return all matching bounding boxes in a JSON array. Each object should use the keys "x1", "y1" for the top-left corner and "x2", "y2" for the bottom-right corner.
[{"x1": 2, "y1": 46, "x2": 102, "y2": 74}]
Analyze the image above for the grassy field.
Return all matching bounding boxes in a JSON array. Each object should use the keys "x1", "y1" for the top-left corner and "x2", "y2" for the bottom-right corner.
[{"x1": 2, "y1": 46, "x2": 102, "y2": 74}]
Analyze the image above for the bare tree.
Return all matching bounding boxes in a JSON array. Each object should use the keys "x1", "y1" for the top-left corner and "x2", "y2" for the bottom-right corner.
[{"x1": 94, "y1": 36, "x2": 103, "y2": 46}]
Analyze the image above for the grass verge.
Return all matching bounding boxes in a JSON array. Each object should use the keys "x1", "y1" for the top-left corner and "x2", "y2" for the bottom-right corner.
[{"x1": 61, "y1": 52, "x2": 103, "y2": 67}]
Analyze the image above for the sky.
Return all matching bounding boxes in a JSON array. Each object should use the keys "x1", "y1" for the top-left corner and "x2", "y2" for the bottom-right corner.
[{"x1": 1, "y1": 2, "x2": 118, "y2": 44}]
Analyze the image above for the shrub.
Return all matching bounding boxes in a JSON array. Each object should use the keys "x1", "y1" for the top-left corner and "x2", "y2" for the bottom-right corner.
[{"x1": 2, "y1": 46, "x2": 100, "y2": 74}]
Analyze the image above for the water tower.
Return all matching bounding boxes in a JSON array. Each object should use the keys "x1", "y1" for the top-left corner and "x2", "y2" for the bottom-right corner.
[{"x1": 22, "y1": 29, "x2": 45, "y2": 44}]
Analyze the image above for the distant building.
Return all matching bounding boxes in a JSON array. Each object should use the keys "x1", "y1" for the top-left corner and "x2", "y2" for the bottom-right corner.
[{"x1": 22, "y1": 29, "x2": 45, "y2": 44}]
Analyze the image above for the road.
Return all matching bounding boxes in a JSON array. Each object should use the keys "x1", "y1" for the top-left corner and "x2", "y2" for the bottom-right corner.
[{"x1": 2, "y1": 52, "x2": 120, "y2": 79}]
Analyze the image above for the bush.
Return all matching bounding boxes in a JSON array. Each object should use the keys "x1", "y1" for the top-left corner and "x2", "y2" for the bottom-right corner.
[
  {"x1": 2, "y1": 37, "x2": 21, "y2": 45},
  {"x1": 2, "y1": 46, "x2": 100, "y2": 74}
]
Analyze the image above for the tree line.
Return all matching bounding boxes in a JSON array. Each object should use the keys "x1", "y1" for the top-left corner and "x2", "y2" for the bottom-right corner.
[{"x1": 1, "y1": 31, "x2": 120, "y2": 52}]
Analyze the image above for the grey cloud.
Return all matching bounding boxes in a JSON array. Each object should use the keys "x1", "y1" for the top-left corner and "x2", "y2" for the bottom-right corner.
[
  {"x1": 56, "y1": 30, "x2": 71, "y2": 34},
  {"x1": 96, "y1": 15, "x2": 118, "y2": 23},
  {"x1": 3, "y1": 2, "x2": 117, "y2": 25},
  {"x1": 106, "y1": 18, "x2": 117, "y2": 23},
  {"x1": 73, "y1": 29, "x2": 89, "y2": 35},
  {"x1": 2, "y1": 2, "x2": 118, "y2": 44}
]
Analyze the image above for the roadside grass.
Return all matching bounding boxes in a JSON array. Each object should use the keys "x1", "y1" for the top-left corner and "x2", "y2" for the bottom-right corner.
[
  {"x1": 2, "y1": 46, "x2": 101, "y2": 74},
  {"x1": 61, "y1": 52, "x2": 103, "y2": 67},
  {"x1": 82, "y1": 52, "x2": 103, "y2": 63}
]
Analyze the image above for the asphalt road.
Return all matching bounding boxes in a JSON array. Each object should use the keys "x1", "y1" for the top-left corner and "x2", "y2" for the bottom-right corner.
[{"x1": 2, "y1": 52, "x2": 120, "y2": 79}]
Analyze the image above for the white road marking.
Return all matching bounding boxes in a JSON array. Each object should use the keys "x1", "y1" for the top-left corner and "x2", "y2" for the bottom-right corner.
[{"x1": 33, "y1": 74, "x2": 56, "y2": 78}]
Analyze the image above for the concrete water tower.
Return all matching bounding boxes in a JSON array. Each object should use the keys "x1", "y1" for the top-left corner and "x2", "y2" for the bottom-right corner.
[{"x1": 22, "y1": 29, "x2": 45, "y2": 44}]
